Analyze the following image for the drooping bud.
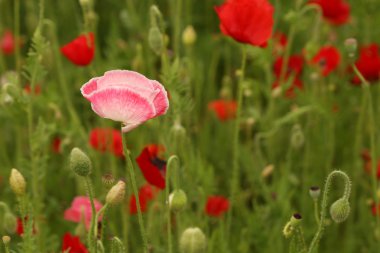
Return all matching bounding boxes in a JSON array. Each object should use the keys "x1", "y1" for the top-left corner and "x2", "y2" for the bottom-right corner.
[
  {"x1": 70, "y1": 148, "x2": 92, "y2": 177},
  {"x1": 330, "y1": 198, "x2": 350, "y2": 223},
  {"x1": 3, "y1": 212, "x2": 17, "y2": 233},
  {"x1": 106, "y1": 181, "x2": 126, "y2": 205},
  {"x1": 180, "y1": 227, "x2": 206, "y2": 253},
  {"x1": 2, "y1": 236, "x2": 10, "y2": 245},
  {"x1": 309, "y1": 186, "x2": 321, "y2": 200},
  {"x1": 148, "y1": 26, "x2": 164, "y2": 55},
  {"x1": 169, "y1": 189, "x2": 187, "y2": 212},
  {"x1": 182, "y1": 25, "x2": 197, "y2": 46},
  {"x1": 344, "y1": 38, "x2": 357, "y2": 58},
  {"x1": 9, "y1": 168, "x2": 26, "y2": 196}
]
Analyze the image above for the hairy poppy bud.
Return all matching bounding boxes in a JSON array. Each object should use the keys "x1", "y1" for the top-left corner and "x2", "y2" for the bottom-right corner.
[
  {"x1": 3, "y1": 212, "x2": 17, "y2": 233},
  {"x1": 180, "y1": 227, "x2": 206, "y2": 253},
  {"x1": 182, "y1": 25, "x2": 197, "y2": 46},
  {"x1": 344, "y1": 38, "x2": 357, "y2": 58},
  {"x1": 9, "y1": 169, "x2": 26, "y2": 196},
  {"x1": 309, "y1": 186, "x2": 321, "y2": 200},
  {"x1": 330, "y1": 198, "x2": 350, "y2": 223},
  {"x1": 70, "y1": 148, "x2": 92, "y2": 177},
  {"x1": 106, "y1": 181, "x2": 126, "y2": 205},
  {"x1": 169, "y1": 189, "x2": 187, "y2": 212},
  {"x1": 148, "y1": 26, "x2": 163, "y2": 55}
]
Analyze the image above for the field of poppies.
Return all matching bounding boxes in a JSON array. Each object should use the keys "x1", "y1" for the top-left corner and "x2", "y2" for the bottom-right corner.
[{"x1": 1, "y1": 0, "x2": 380, "y2": 252}]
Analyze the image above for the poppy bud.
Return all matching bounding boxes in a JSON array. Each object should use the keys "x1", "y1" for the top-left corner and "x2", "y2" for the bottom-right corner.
[
  {"x1": 169, "y1": 189, "x2": 187, "y2": 212},
  {"x1": 2, "y1": 236, "x2": 10, "y2": 245},
  {"x1": 106, "y1": 181, "x2": 126, "y2": 205},
  {"x1": 330, "y1": 198, "x2": 350, "y2": 223},
  {"x1": 9, "y1": 169, "x2": 26, "y2": 196},
  {"x1": 182, "y1": 25, "x2": 197, "y2": 46},
  {"x1": 3, "y1": 212, "x2": 17, "y2": 233},
  {"x1": 148, "y1": 26, "x2": 163, "y2": 55},
  {"x1": 344, "y1": 38, "x2": 357, "y2": 58},
  {"x1": 309, "y1": 186, "x2": 321, "y2": 200},
  {"x1": 180, "y1": 227, "x2": 206, "y2": 253},
  {"x1": 70, "y1": 148, "x2": 92, "y2": 177}
]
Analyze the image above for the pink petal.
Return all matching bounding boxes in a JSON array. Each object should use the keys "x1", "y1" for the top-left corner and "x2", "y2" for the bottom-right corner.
[
  {"x1": 88, "y1": 87, "x2": 156, "y2": 125},
  {"x1": 81, "y1": 77, "x2": 99, "y2": 99},
  {"x1": 151, "y1": 80, "x2": 169, "y2": 116}
]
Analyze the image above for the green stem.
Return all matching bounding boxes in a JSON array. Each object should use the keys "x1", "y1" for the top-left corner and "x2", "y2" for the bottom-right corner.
[
  {"x1": 95, "y1": 204, "x2": 109, "y2": 242},
  {"x1": 313, "y1": 200, "x2": 320, "y2": 225},
  {"x1": 226, "y1": 45, "x2": 247, "y2": 235},
  {"x1": 307, "y1": 171, "x2": 351, "y2": 253},
  {"x1": 121, "y1": 129, "x2": 149, "y2": 253},
  {"x1": 14, "y1": 0, "x2": 20, "y2": 84},
  {"x1": 85, "y1": 177, "x2": 97, "y2": 253}
]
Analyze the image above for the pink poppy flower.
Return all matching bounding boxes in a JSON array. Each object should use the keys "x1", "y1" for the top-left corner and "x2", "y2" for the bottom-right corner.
[
  {"x1": 64, "y1": 196, "x2": 103, "y2": 229},
  {"x1": 81, "y1": 70, "x2": 169, "y2": 132},
  {"x1": 1, "y1": 30, "x2": 15, "y2": 55}
]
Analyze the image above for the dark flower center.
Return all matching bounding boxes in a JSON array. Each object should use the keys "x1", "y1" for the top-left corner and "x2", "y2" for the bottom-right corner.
[{"x1": 150, "y1": 157, "x2": 167, "y2": 171}]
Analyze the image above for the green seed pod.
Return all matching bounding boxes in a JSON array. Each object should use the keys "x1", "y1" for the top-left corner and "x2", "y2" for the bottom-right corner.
[
  {"x1": 309, "y1": 186, "x2": 321, "y2": 200},
  {"x1": 180, "y1": 227, "x2": 206, "y2": 253},
  {"x1": 290, "y1": 213, "x2": 302, "y2": 227},
  {"x1": 169, "y1": 189, "x2": 187, "y2": 212},
  {"x1": 148, "y1": 26, "x2": 163, "y2": 55},
  {"x1": 70, "y1": 148, "x2": 92, "y2": 177},
  {"x1": 330, "y1": 198, "x2": 350, "y2": 223}
]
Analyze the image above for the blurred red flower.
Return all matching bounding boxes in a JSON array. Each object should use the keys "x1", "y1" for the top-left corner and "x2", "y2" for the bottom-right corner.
[
  {"x1": 61, "y1": 33, "x2": 95, "y2": 66},
  {"x1": 352, "y1": 44, "x2": 380, "y2": 85},
  {"x1": 136, "y1": 144, "x2": 166, "y2": 189},
  {"x1": 62, "y1": 233, "x2": 88, "y2": 253},
  {"x1": 24, "y1": 84, "x2": 41, "y2": 95},
  {"x1": 360, "y1": 149, "x2": 380, "y2": 180},
  {"x1": 89, "y1": 128, "x2": 124, "y2": 158},
  {"x1": 311, "y1": 46, "x2": 341, "y2": 76},
  {"x1": 16, "y1": 217, "x2": 36, "y2": 236},
  {"x1": 273, "y1": 55, "x2": 304, "y2": 79},
  {"x1": 272, "y1": 78, "x2": 303, "y2": 99},
  {"x1": 1, "y1": 30, "x2": 15, "y2": 55},
  {"x1": 52, "y1": 137, "x2": 62, "y2": 154},
  {"x1": 205, "y1": 196, "x2": 230, "y2": 217},
  {"x1": 129, "y1": 184, "x2": 158, "y2": 214},
  {"x1": 272, "y1": 32, "x2": 288, "y2": 55},
  {"x1": 309, "y1": 0, "x2": 350, "y2": 25},
  {"x1": 215, "y1": 0, "x2": 274, "y2": 47},
  {"x1": 208, "y1": 100, "x2": 237, "y2": 121}
]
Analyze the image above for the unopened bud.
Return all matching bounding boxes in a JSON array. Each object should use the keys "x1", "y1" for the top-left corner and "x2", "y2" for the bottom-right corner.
[
  {"x1": 169, "y1": 189, "x2": 187, "y2": 212},
  {"x1": 330, "y1": 198, "x2": 350, "y2": 223},
  {"x1": 70, "y1": 148, "x2": 92, "y2": 177},
  {"x1": 182, "y1": 25, "x2": 197, "y2": 46},
  {"x1": 148, "y1": 26, "x2": 163, "y2": 55},
  {"x1": 180, "y1": 227, "x2": 206, "y2": 253},
  {"x1": 106, "y1": 181, "x2": 126, "y2": 205},
  {"x1": 344, "y1": 38, "x2": 357, "y2": 58},
  {"x1": 2, "y1": 236, "x2": 10, "y2": 245},
  {"x1": 261, "y1": 164, "x2": 274, "y2": 179},
  {"x1": 9, "y1": 169, "x2": 26, "y2": 196},
  {"x1": 309, "y1": 186, "x2": 320, "y2": 200},
  {"x1": 3, "y1": 212, "x2": 17, "y2": 233}
]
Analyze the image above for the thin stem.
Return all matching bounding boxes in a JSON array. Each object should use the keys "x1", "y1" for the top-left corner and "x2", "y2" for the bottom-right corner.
[
  {"x1": 313, "y1": 200, "x2": 320, "y2": 225},
  {"x1": 94, "y1": 204, "x2": 109, "y2": 241},
  {"x1": 166, "y1": 160, "x2": 172, "y2": 253},
  {"x1": 85, "y1": 177, "x2": 97, "y2": 253},
  {"x1": 14, "y1": 0, "x2": 20, "y2": 84},
  {"x1": 307, "y1": 171, "x2": 351, "y2": 253},
  {"x1": 121, "y1": 129, "x2": 149, "y2": 253},
  {"x1": 226, "y1": 45, "x2": 247, "y2": 235}
]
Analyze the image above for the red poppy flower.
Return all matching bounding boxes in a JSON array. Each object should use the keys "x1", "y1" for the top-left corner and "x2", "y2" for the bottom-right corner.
[
  {"x1": 61, "y1": 33, "x2": 95, "y2": 66},
  {"x1": 352, "y1": 44, "x2": 380, "y2": 85},
  {"x1": 311, "y1": 46, "x2": 341, "y2": 76},
  {"x1": 215, "y1": 0, "x2": 274, "y2": 47},
  {"x1": 208, "y1": 100, "x2": 237, "y2": 121},
  {"x1": 1, "y1": 30, "x2": 15, "y2": 55},
  {"x1": 205, "y1": 196, "x2": 230, "y2": 217},
  {"x1": 129, "y1": 184, "x2": 158, "y2": 214},
  {"x1": 136, "y1": 145, "x2": 166, "y2": 189},
  {"x1": 62, "y1": 233, "x2": 88, "y2": 253},
  {"x1": 309, "y1": 0, "x2": 350, "y2": 25},
  {"x1": 272, "y1": 78, "x2": 303, "y2": 99},
  {"x1": 16, "y1": 217, "x2": 36, "y2": 236},
  {"x1": 52, "y1": 137, "x2": 62, "y2": 154},
  {"x1": 89, "y1": 128, "x2": 124, "y2": 158},
  {"x1": 273, "y1": 55, "x2": 304, "y2": 79},
  {"x1": 360, "y1": 149, "x2": 380, "y2": 180},
  {"x1": 23, "y1": 84, "x2": 41, "y2": 95}
]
